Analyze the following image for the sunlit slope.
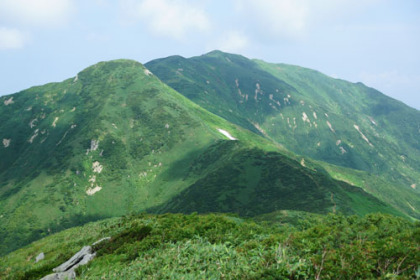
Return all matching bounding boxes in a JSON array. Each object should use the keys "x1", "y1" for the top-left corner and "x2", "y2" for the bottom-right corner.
[
  {"x1": 0, "y1": 59, "x2": 245, "y2": 254},
  {"x1": 0, "y1": 58, "x2": 409, "y2": 255},
  {"x1": 146, "y1": 50, "x2": 420, "y2": 218}
]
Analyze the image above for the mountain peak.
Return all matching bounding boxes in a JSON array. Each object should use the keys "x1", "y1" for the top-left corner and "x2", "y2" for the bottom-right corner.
[
  {"x1": 202, "y1": 50, "x2": 246, "y2": 60},
  {"x1": 75, "y1": 59, "x2": 153, "y2": 84},
  {"x1": 78, "y1": 59, "x2": 143, "y2": 74}
]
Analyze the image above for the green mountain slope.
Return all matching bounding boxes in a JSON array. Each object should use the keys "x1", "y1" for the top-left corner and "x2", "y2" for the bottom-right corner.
[
  {"x1": 0, "y1": 59, "x2": 247, "y2": 254},
  {"x1": 151, "y1": 140, "x2": 401, "y2": 218},
  {"x1": 0, "y1": 59, "x2": 404, "y2": 255},
  {"x1": 145, "y1": 50, "x2": 420, "y2": 218}
]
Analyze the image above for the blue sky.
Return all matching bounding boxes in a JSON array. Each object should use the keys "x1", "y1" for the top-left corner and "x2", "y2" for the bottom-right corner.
[{"x1": 1, "y1": 0, "x2": 419, "y2": 109}]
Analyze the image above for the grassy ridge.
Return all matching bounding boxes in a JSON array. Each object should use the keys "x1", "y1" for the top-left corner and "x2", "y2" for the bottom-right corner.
[
  {"x1": 151, "y1": 141, "x2": 403, "y2": 218},
  {"x1": 1, "y1": 58, "x2": 401, "y2": 256},
  {"x1": 146, "y1": 51, "x2": 420, "y2": 218},
  {"x1": 0, "y1": 59, "x2": 245, "y2": 254},
  {"x1": 0, "y1": 55, "x2": 417, "y2": 257},
  {"x1": 1, "y1": 212, "x2": 418, "y2": 279}
]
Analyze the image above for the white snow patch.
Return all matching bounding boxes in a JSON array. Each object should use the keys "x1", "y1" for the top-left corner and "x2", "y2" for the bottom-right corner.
[
  {"x1": 325, "y1": 113, "x2": 329, "y2": 118},
  {"x1": 92, "y1": 161, "x2": 103, "y2": 173},
  {"x1": 354, "y1": 125, "x2": 373, "y2": 147},
  {"x1": 112, "y1": 123, "x2": 118, "y2": 129},
  {"x1": 28, "y1": 129, "x2": 39, "y2": 143},
  {"x1": 74, "y1": 74, "x2": 78, "y2": 82},
  {"x1": 326, "y1": 121, "x2": 335, "y2": 133},
  {"x1": 4, "y1": 97, "x2": 14, "y2": 106},
  {"x1": 336, "y1": 140, "x2": 341, "y2": 146},
  {"x1": 71, "y1": 107, "x2": 76, "y2": 112},
  {"x1": 29, "y1": 118, "x2": 38, "y2": 128},
  {"x1": 300, "y1": 158, "x2": 306, "y2": 167},
  {"x1": 254, "y1": 83, "x2": 263, "y2": 101},
  {"x1": 302, "y1": 112, "x2": 310, "y2": 123},
  {"x1": 368, "y1": 116, "x2": 377, "y2": 126},
  {"x1": 86, "y1": 186, "x2": 102, "y2": 196},
  {"x1": 217, "y1": 129, "x2": 237, "y2": 140},
  {"x1": 52, "y1": 117, "x2": 59, "y2": 128},
  {"x1": 144, "y1": 69, "x2": 153, "y2": 76},
  {"x1": 89, "y1": 175, "x2": 96, "y2": 183},
  {"x1": 313, "y1": 112, "x2": 318, "y2": 119},
  {"x1": 317, "y1": 142, "x2": 321, "y2": 147},
  {"x1": 300, "y1": 100, "x2": 305, "y2": 106},
  {"x1": 3, "y1": 139, "x2": 11, "y2": 148},
  {"x1": 165, "y1": 123, "x2": 170, "y2": 129}
]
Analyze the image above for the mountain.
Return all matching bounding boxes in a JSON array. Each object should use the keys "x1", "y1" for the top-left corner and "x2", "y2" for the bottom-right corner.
[
  {"x1": 145, "y1": 50, "x2": 420, "y2": 218},
  {"x1": 0, "y1": 58, "x2": 400, "y2": 255}
]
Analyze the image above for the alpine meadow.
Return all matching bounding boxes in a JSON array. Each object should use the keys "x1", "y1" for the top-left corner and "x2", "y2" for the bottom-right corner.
[{"x1": 0, "y1": 51, "x2": 419, "y2": 279}]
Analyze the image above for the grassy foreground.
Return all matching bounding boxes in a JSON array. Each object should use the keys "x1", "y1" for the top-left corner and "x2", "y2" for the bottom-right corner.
[{"x1": 1, "y1": 212, "x2": 419, "y2": 279}]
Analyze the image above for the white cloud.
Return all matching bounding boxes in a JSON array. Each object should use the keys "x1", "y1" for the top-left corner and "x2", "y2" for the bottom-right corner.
[
  {"x1": 0, "y1": 27, "x2": 25, "y2": 50},
  {"x1": 234, "y1": 0, "x2": 308, "y2": 39},
  {"x1": 119, "y1": 0, "x2": 210, "y2": 39},
  {"x1": 233, "y1": 0, "x2": 381, "y2": 40},
  {"x1": 0, "y1": 0, "x2": 74, "y2": 27},
  {"x1": 211, "y1": 31, "x2": 249, "y2": 53}
]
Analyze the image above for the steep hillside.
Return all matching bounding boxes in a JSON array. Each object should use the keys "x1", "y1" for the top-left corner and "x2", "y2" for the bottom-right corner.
[
  {"x1": 151, "y1": 141, "x2": 401, "y2": 218},
  {"x1": 0, "y1": 59, "x2": 247, "y2": 254},
  {"x1": 0, "y1": 59, "x2": 398, "y2": 255},
  {"x1": 146, "y1": 50, "x2": 420, "y2": 218}
]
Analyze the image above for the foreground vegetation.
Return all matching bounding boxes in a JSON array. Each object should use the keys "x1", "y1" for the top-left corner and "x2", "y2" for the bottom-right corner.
[{"x1": 1, "y1": 212, "x2": 418, "y2": 279}]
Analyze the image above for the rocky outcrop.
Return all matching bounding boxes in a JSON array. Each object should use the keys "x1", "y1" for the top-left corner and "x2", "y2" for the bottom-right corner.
[
  {"x1": 40, "y1": 238, "x2": 109, "y2": 280},
  {"x1": 35, "y1": 252, "x2": 45, "y2": 263}
]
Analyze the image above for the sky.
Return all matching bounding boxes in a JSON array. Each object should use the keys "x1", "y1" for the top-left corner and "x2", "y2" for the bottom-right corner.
[{"x1": 0, "y1": 0, "x2": 419, "y2": 109}]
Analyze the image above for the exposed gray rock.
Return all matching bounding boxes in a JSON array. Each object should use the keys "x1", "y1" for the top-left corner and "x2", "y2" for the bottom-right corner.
[
  {"x1": 92, "y1": 237, "x2": 111, "y2": 246},
  {"x1": 53, "y1": 246, "x2": 95, "y2": 273},
  {"x1": 40, "y1": 270, "x2": 76, "y2": 280},
  {"x1": 40, "y1": 246, "x2": 94, "y2": 280},
  {"x1": 35, "y1": 252, "x2": 45, "y2": 263},
  {"x1": 39, "y1": 237, "x2": 111, "y2": 280}
]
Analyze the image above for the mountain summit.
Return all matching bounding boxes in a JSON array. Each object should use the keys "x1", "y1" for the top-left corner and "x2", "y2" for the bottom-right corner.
[
  {"x1": 0, "y1": 53, "x2": 417, "y2": 255},
  {"x1": 146, "y1": 50, "x2": 420, "y2": 217}
]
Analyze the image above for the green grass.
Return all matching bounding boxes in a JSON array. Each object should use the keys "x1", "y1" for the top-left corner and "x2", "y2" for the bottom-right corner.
[
  {"x1": 146, "y1": 51, "x2": 420, "y2": 219},
  {"x1": 1, "y1": 212, "x2": 418, "y2": 279},
  {"x1": 0, "y1": 54, "x2": 417, "y2": 257}
]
